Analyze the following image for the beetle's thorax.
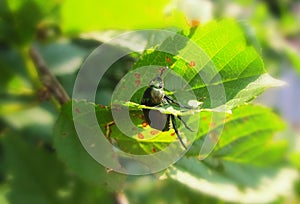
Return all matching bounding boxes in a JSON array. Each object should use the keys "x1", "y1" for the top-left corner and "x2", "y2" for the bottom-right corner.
[{"x1": 150, "y1": 87, "x2": 165, "y2": 105}]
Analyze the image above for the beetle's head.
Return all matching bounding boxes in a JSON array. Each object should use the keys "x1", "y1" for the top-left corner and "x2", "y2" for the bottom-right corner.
[
  {"x1": 149, "y1": 77, "x2": 164, "y2": 89},
  {"x1": 149, "y1": 67, "x2": 169, "y2": 89}
]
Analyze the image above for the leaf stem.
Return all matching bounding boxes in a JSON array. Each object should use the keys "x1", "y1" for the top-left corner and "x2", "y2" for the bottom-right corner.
[{"x1": 20, "y1": 47, "x2": 43, "y2": 89}]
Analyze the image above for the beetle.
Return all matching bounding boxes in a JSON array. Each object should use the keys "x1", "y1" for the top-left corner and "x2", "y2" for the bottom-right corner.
[{"x1": 141, "y1": 67, "x2": 193, "y2": 150}]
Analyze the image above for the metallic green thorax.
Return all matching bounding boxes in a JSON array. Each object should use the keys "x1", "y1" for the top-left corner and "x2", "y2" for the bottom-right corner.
[{"x1": 141, "y1": 76, "x2": 166, "y2": 106}]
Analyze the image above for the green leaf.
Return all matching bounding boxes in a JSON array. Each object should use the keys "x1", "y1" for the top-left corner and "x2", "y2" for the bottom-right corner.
[
  {"x1": 0, "y1": 185, "x2": 9, "y2": 204},
  {"x1": 2, "y1": 131, "x2": 117, "y2": 204},
  {"x1": 53, "y1": 101, "x2": 127, "y2": 189},
  {"x1": 60, "y1": 0, "x2": 187, "y2": 35},
  {"x1": 0, "y1": 0, "x2": 60, "y2": 46},
  {"x1": 2, "y1": 132, "x2": 68, "y2": 204},
  {"x1": 168, "y1": 157, "x2": 298, "y2": 203},
  {"x1": 54, "y1": 20, "x2": 288, "y2": 193},
  {"x1": 66, "y1": 20, "x2": 286, "y2": 164},
  {"x1": 2, "y1": 104, "x2": 55, "y2": 142},
  {"x1": 111, "y1": 20, "x2": 287, "y2": 163},
  {"x1": 0, "y1": 48, "x2": 38, "y2": 116},
  {"x1": 131, "y1": 19, "x2": 285, "y2": 110},
  {"x1": 0, "y1": 48, "x2": 33, "y2": 95},
  {"x1": 188, "y1": 105, "x2": 287, "y2": 165},
  {"x1": 124, "y1": 176, "x2": 222, "y2": 204}
]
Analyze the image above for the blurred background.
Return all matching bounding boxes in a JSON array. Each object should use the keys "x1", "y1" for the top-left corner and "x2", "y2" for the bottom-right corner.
[{"x1": 0, "y1": 0, "x2": 300, "y2": 203}]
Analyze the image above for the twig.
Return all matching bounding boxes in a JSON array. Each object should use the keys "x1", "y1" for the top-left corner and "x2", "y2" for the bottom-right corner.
[
  {"x1": 29, "y1": 46, "x2": 70, "y2": 105},
  {"x1": 113, "y1": 192, "x2": 129, "y2": 204}
]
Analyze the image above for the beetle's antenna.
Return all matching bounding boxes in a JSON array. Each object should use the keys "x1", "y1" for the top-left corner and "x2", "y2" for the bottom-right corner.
[{"x1": 159, "y1": 66, "x2": 169, "y2": 77}]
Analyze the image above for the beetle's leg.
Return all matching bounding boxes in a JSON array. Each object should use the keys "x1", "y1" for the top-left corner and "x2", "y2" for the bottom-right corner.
[
  {"x1": 164, "y1": 95, "x2": 192, "y2": 109},
  {"x1": 171, "y1": 115, "x2": 187, "y2": 150},
  {"x1": 177, "y1": 116, "x2": 194, "y2": 132}
]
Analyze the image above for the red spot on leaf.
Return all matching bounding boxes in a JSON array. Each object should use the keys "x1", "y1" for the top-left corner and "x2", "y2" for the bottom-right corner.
[
  {"x1": 243, "y1": 117, "x2": 249, "y2": 122},
  {"x1": 75, "y1": 108, "x2": 80, "y2": 113},
  {"x1": 150, "y1": 130, "x2": 160, "y2": 135},
  {"x1": 142, "y1": 122, "x2": 148, "y2": 127},
  {"x1": 166, "y1": 56, "x2": 171, "y2": 63},
  {"x1": 138, "y1": 132, "x2": 144, "y2": 139},
  {"x1": 152, "y1": 147, "x2": 157, "y2": 153},
  {"x1": 189, "y1": 61, "x2": 196, "y2": 67},
  {"x1": 135, "y1": 80, "x2": 141, "y2": 87},
  {"x1": 98, "y1": 104, "x2": 105, "y2": 108},
  {"x1": 170, "y1": 132, "x2": 176, "y2": 136},
  {"x1": 210, "y1": 122, "x2": 216, "y2": 128},
  {"x1": 134, "y1": 73, "x2": 140, "y2": 79},
  {"x1": 138, "y1": 114, "x2": 145, "y2": 120},
  {"x1": 202, "y1": 116, "x2": 207, "y2": 121}
]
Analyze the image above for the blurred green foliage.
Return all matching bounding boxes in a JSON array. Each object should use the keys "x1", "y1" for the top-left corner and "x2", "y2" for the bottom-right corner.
[{"x1": 1, "y1": 0, "x2": 300, "y2": 203}]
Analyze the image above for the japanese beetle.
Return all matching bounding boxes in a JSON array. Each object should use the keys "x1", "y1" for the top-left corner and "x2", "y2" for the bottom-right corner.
[{"x1": 141, "y1": 68, "x2": 193, "y2": 149}]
